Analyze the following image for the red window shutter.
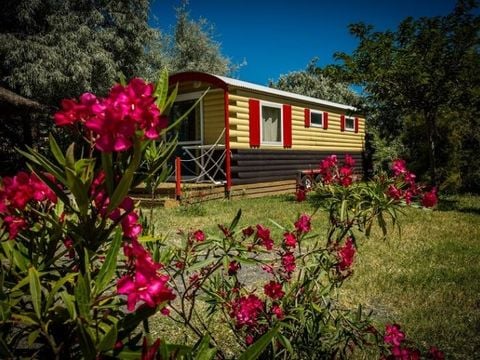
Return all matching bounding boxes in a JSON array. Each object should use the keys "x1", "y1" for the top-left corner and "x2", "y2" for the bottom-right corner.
[
  {"x1": 354, "y1": 117, "x2": 359, "y2": 133},
  {"x1": 323, "y1": 112, "x2": 329, "y2": 130},
  {"x1": 340, "y1": 114, "x2": 345, "y2": 132},
  {"x1": 248, "y1": 99, "x2": 260, "y2": 147},
  {"x1": 304, "y1": 108, "x2": 310, "y2": 128},
  {"x1": 283, "y1": 104, "x2": 292, "y2": 148}
]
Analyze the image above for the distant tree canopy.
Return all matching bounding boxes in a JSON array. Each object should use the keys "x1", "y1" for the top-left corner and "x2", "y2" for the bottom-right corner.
[
  {"x1": 269, "y1": 59, "x2": 361, "y2": 107},
  {"x1": 0, "y1": 0, "x2": 164, "y2": 106},
  {"x1": 333, "y1": 0, "x2": 480, "y2": 191},
  {"x1": 163, "y1": 2, "x2": 235, "y2": 76}
]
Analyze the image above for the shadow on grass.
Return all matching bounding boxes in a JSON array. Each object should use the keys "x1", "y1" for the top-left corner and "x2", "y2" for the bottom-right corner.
[{"x1": 436, "y1": 196, "x2": 480, "y2": 215}]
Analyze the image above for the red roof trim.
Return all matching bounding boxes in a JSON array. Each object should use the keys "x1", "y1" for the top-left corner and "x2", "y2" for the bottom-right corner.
[{"x1": 168, "y1": 72, "x2": 228, "y2": 90}]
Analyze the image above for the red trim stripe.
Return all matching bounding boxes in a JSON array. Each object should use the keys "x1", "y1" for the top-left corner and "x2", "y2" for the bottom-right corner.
[
  {"x1": 304, "y1": 108, "x2": 310, "y2": 128},
  {"x1": 354, "y1": 117, "x2": 359, "y2": 133},
  {"x1": 224, "y1": 90, "x2": 232, "y2": 192},
  {"x1": 248, "y1": 99, "x2": 261, "y2": 147},
  {"x1": 283, "y1": 104, "x2": 292, "y2": 148},
  {"x1": 340, "y1": 114, "x2": 345, "y2": 132},
  {"x1": 323, "y1": 112, "x2": 329, "y2": 130}
]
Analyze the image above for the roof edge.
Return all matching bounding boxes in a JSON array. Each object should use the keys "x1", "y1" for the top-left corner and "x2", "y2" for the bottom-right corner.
[{"x1": 169, "y1": 71, "x2": 358, "y2": 113}]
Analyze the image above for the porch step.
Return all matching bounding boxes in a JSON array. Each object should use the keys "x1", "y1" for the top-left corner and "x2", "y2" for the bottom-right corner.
[{"x1": 132, "y1": 196, "x2": 179, "y2": 208}]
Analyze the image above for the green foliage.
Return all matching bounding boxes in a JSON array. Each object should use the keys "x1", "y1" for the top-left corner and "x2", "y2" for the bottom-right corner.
[
  {"x1": 334, "y1": 0, "x2": 480, "y2": 191},
  {"x1": 0, "y1": 0, "x2": 164, "y2": 105},
  {"x1": 163, "y1": 1, "x2": 238, "y2": 75},
  {"x1": 270, "y1": 58, "x2": 361, "y2": 106}
]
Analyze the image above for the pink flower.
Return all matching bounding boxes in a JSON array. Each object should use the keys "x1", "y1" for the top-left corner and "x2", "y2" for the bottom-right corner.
[
  {"x1": 344, "y1": 154, "x2": 355, "y2": 168},
  {"x1": 3, "y1": 215, "x2": 27, "y2": 239},
  {"x1": 428, "y1": 346, "x2": 444, "y2": 360},
  {"x1": 256, "y1": 224, "x2": 274, "y2": 250},
  {"x1": 391, "y1": 346, "x2": 420, "y2": 360},
  {"x1": 229, "y1": 294, "x2": 264, "y2": 328},
  {"x1": 337, "y1": 237, "x2": 356, "y2": 271},
  {"x1": 141, "y1": 337, "x2": 161, "y2": 360},
  {"x1": 422, "y1": 188, "x2": 438, "y2": 208},
  {"x1": 117, "y1": 271, "x2": 175, "y2": 312},
  {"x1": 384, "y1": 324, "x2": 405, "y2": 347},
  {"x1": 294, "y1": 214, "x2": 311, "y2": 234},
  {"x1": 121, "y1": 212, "x2": 143, "y2": 240},
  {"x1": 391, "y1": 159, "x2": 407, "y2": 176},
  {"x1": 228, "y1": 261, "x2": 241, "y2": 276},
  {"x1": 281, "y1": 251, "x2": 296, "y2": 277},
  {"x1": 193, "y1": 230, "x2": 205, "y2": 242},
  {"x1": 245, "y1": 334, "x2": 254, "y2": 345},
  {"x1": 295, "y1": 188, "x2": 306, "y2": 202},
  {"x1": 283, "y1": 232, "x2": 297, "y2": 248},
  {"x1": 242, "y1": 226, "x2": 255, "y2": 237},
  {"x1": 404, "y1": 171, "x2": 416, "y2": 185},
  {"x1": 339, "y1": 166, "x2": 353, "y2": 187},
  {"x1": 387, "y1": 185, "x2": 403, "y2": 200},
  {"x1": 264, "y1": 281, "x2": 285, "y2": 300},
  {"x1": 271, "y1": 304, "x2": 284, "y2": 320}
]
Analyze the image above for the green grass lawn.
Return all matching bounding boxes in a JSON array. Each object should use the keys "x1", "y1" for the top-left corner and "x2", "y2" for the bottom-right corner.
[{"x1": 145, "y1": 194, "x2": 480, "y2": 359}]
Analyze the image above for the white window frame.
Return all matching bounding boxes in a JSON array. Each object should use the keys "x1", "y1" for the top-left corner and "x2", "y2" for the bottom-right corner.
[
  {"x1": 173, "y1": 91, "x2": 204, "y2": 145},
  {"x1": 345, "y1": 116, "x2": 355, "y2": 132},
  {"x1": 310, "y1": 110, "x2": 323, "y2": 128},
  {"x1": 260, "y1": 101, "x2": 283, "y2": 146}
]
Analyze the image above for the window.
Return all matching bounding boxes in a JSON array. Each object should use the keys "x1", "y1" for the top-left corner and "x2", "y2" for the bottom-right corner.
[
  {"x1": 261, "y1": 102, "x2": 282, "y2": 144},
  {"x1": 171, "y1": 92, "x2": 203, "y2": 145},
  {"x1": 310, "y1": 111, "x2": 323, "y2": 127},
  {"x1": 345, "y1": 116, "x2": 355, "y2": 131}
]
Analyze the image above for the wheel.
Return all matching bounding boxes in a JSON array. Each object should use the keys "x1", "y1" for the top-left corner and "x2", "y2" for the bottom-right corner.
[{"x1": 300, "y1": 175, "x2": 314, "y2": 190}]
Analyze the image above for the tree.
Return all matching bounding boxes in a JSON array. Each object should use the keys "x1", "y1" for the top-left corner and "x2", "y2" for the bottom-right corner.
[
  {"x1": 0, "y1": 0, "x2": 164, "y2": 105},
  {"x1": 334, "y1": 0, "x2": 480, "y2": 188},
  {"x1": 165, "y1": 2, "x2": 235, "y2": 75},
  {"x1": 0, "y1": 0, "x2": 165, "y2": 174},
  {"x1": 269, "y1": 59, "x2": 361, "y2": 106}
]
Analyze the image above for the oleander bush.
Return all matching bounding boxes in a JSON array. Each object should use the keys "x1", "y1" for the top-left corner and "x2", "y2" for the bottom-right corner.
[{"x1": 0, "y1": 71, "x2": 442, "y2": 359}]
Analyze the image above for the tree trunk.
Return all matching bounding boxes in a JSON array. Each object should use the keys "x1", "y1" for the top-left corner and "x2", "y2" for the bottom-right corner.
[{"x1": 425, "y1": 110, "x2": 438, "y2": 186}]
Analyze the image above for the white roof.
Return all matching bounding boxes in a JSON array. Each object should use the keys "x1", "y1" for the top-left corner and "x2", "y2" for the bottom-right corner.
[{"x1": 215, "y1": 74, "x2": 357, "y2": 112}]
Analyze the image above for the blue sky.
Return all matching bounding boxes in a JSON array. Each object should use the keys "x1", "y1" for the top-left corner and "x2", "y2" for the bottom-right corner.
[{"x1": 150, "y1": 0, "x2": 459, "y2": 85}]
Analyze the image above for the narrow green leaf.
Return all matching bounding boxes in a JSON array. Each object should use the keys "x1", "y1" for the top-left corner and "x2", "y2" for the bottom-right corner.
[
  {"x1": 76, "y1": 318, "x2": 96, "y2": 360},
  {"x1": 238, "y1": 325, "x2": 279, "y2": 360},
  {"x1": 276, "y1": 333, "x2": 294, "y2": 356},
  {"x1": 187, "y1": 257, "x2": 216, "y2": 272},
  {"x1": 163, "y1": 83, "x2": 178, "y2": 113},
  {"x1": 194, "y1": 335, "x2": 217, "y2": 360},
  {"x1": 27, "y1": 329, "x2": 41, "y2": 346},
  {"x1": 154, "y1": 68, "x2": 169, "y2": 112},
  {"x1": 108, "y1": 138, "x2": 142, "y2": 213},
  {"x1": 101, "y1": 152, "x2": 114, "y2": 196},
  {"x1": 65, "y1": 167, "x2": 89, "y2": 216},
  {"x1": 49, "y1": 133, "x2": 65, "y2": 166},
  {"x1": 12, "y1": 313, "x2": 39, "y2": 326},
  {"x1": 28, "y1": 166, "x2": 73, "y2": 211},
  {"x1": 118, "y1": 72, "x2": 127, "y2": 86},
  {"x1": 60, "y1": 292, "x2": 76, "y2": 318},
  {"x1": 28, "y1": 267, "x2": 42, "y2": 320},
  {"x1": 17, "y1": 147, "x2": 66, "y2": 184},
  {"x1": 229, "y1": 209, "x2": 242, "y2": 232},
  {"x1": 117, "y1": 305, "x2": 157, "y2": 340},
  {"x1": 95, "y1": 229, "x2": 122, "y2": 295},
  {"x1": 97, "y1": 323, "x2": 118, "y2": 352},
  {"x1": 75, "y1": 273, "x2": 91, "y2": 321},
  {"x1": 45, "y1": 273, "x2": 77, "y2": 310}
]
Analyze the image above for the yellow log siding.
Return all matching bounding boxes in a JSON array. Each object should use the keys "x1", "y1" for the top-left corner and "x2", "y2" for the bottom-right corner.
[
  {"x1": 202, "y1": 91, "x2": 225, "y2": 145},
  {"x1": 228, "y1": 91, "x2": 365, "y2": 151}
]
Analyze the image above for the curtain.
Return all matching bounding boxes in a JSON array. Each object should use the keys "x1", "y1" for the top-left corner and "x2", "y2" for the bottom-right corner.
[{"x1": 262, "y1": 106, "x2": 281, "y2": 142}]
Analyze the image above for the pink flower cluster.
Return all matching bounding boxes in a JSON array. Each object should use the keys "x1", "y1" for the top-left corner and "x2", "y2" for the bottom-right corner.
[
  {"x1": 54, "y1": 78, "x2": 168, "y2": 152},
  {"x1": 386, "y1": 159, "x2": 438, "y2": 208},
  {"x1": 117, "y1": 238, "x2": 175, "y2": 311},
  {"x1": 319, "y1": 154, "x2": 355, "y2": 187},
  {"x1": 0, "y1": 171, "x2": 57, "y2": 239},
  {"x1": 383, "y1": 324, "x2": 444, "y2": 360},
  {"x1": 337, "y1": 237, "x2": 356, "y2": 272}
]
